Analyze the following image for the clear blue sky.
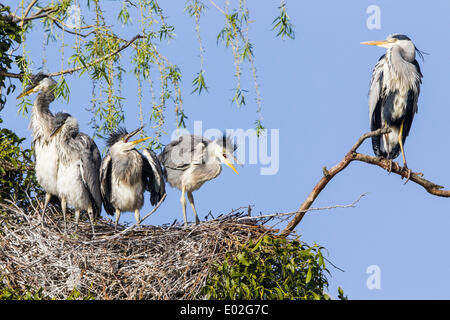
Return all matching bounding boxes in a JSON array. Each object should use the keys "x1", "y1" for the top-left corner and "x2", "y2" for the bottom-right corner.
[{"x1": 3, "y1": 0, "x2": 450, "y2": 299}]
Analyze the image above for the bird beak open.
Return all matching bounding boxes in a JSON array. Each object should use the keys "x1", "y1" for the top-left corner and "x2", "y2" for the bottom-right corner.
[
  {"x1": 223, "y1": 157, "x2": 239, "y2": 175},
  {"x1": 124, "y1": 126, "x2": 151, "y2": 145},
  {"x1": 360, "y1": 40, "x2": 391, "y2": 48},
  {"x1": 16, "y1": 84, "x2": 39, "y2": 99}
]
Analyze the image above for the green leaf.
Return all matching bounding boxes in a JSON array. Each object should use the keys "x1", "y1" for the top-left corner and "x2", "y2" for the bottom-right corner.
[{"x1": 305, "y1": 267, "x2": 312, "y2": 284}]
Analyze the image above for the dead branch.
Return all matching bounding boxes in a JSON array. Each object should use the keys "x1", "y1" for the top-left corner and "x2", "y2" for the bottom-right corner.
[
  {"x1": 237, "y1": 193, "x2": 367, "y2": 221},
  {"x1": 280, "y1": 128, "x2": 450, "y2": 237}
]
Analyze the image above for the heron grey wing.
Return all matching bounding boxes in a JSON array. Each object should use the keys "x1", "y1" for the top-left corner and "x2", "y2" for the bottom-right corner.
[
  {"x1": 368, "y1": 55, "x2": 385, "y2": 124},
  {"x1": 402, "y1": 61, "x2": 422, "y2": 142},
  {"x1": 411, "y1": 59, "x2": 423, "y2": 114},
  {"x1": 142, "y1": 149, "x2": 166, "y2": 206},
  {"x1": 78, "y1": 134, "x2": 103, "y2": 218},
  {"x1": 99, "y1": 152, "x2": 115, "y2": 216},
  {"x1": 368, "y1": 55, "x2": 385, "y2": 157},
  {"x1": 160, "y1": 134, "x2": 209, "y2": 170}
]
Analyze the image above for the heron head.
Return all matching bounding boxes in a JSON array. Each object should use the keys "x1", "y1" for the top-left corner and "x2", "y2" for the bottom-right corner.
[
  {"x1": 361, "y1": 34, "x2": 421, "y2": 61},
  {"x1": 107, "y1": 126, "x2": 151, "y2": 152},
  {"x1": 16, "y1": 72, "x2": 57, "y2": 99},
  {"x1": 50, "y1": 112, "x2": 79, "y2": 138},
  {"x1": 212, "y1": 135, "x2": 240, "y2": 175}
]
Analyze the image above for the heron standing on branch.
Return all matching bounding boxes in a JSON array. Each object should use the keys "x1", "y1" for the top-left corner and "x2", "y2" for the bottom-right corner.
[
  {"x1": 16, "y1": 73, "x2": 59, "y2": 213},
  {"x1": 51, "y1": 112, "x2": 102, "y2": 234},
  {"x1": 159, "y1": 134, "x2": 240, "y2": 227},
  {"x1": 100, "y1": 127, "x2": 166, "y2": 229},
  {"x1": 361, "y1": 34, "x2": 423, "y2": 179}
]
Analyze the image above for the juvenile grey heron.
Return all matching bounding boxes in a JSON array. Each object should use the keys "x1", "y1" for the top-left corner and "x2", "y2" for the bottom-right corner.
[
  {"x1": 361, "y1": 34, "x2": 423, "y2": 178},
  {"x1": 51, "y1": 112, "x2": 102, "y2": 233},
  {"x1": 100, "y1": 127, "x2": 166, "y2": 229},
  {"x1": 159, "y1": 134, "x2": 239, "y2": 227},
  {"x1": 16, "y1": 73, "x2": 59, "y2": 213}
]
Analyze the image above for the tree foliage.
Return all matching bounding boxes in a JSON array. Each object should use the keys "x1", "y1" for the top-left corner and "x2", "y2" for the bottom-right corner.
[
  {"x1": 200, "y1": 235, "x2": 343, "y2": 300},
  {"x1": 0, "y1": 118, "x2": 42, "y2": 207}
]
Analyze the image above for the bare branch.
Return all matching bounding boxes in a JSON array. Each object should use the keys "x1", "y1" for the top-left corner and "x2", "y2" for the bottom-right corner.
[
  {"x1": 280, "y1": 128, "x2": 450, "y2": 237},
  {"x1": 50, "y1": 34, "x2": 142, "y2": 77},
  {"x1": 237, "y1": 193, "x2": 367, "y2": 221},
  {"x1": 21, "y1": 0, "x2": 38, "y2": 23}
]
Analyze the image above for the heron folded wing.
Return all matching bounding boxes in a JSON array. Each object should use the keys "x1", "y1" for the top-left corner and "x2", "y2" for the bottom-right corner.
[
  {"x1": 142, "y1": 148, "x2": 166, "y2": 206},
  {"x1": 99, "y1": 152, "x2": 115, "y2": 216},
  {"x1": 79, "y1": 134, "x2": 103, "y2": 218}
]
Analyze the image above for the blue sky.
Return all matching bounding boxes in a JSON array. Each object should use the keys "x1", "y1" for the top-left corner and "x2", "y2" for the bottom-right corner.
[{"x1": 3, "y1": 0, "x2": 450, "y2": 299}]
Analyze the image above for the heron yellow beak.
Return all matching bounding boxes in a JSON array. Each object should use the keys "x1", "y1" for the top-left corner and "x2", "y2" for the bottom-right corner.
[
  {"x1": 360, "y1": 40, "x2": 391, "y2": 48},
  {"x1": 130, "y1": 136, "x2": 151, "y2": 145},
  {"x1": 50, "y1": 125, "x2": 64, "y2": 137},
  {"x1": 223, "y1": 158, "x2": 239, "y2": 175},
  {"x1": 16, "y1": 86, "x2": 38, "y2": 99}
]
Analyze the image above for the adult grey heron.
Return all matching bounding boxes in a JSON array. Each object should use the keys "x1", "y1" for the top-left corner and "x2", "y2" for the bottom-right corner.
[
  {"x1": 16, "y1": 73, "x2": 59, "y2": 213},
  {"x1": 100, "y1": 127, "x2": 166, "y2": 229},
  {"x1": 159, "y1": 134, "x2": 239, "y2": 227},
  {"x1": 361, "y1": 34, "x2": 423, "y2": 178},
  {"x1": 50, "y1": 112, "x2": 102, "y2": 233}
]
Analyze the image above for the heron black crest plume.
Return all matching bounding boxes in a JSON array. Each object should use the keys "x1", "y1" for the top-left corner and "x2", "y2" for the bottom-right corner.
[
  {"x1": 28, "y1": 72, "x2": 48, "y2": 85},
  {"x1": 106, "y1": 127, "x2": 128, "y2": 147},
  {"x1": 54, "y1": 112, "x2": 71, "y2": 125},
  {"x1": 216, "y1": 135, "x2": 237, "y2": 152}
]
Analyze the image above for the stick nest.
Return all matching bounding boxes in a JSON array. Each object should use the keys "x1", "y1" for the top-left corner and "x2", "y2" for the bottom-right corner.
[{"x1": 0, "y1": 201, "x2": 276, "y2": 300}]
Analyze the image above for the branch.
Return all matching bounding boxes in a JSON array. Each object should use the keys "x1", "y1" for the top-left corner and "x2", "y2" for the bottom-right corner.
[
  {"x1": 0, "y1": 158, "x2": 34, "y2": 173},
  {"x1": 0, "y1": 34, "x2": 143, "y2": 80},
  {"x1": 237, "y1": 193, "x2": 367, "y2": 221},
  {"x1": 47, "y1": 16, "x2": 96, "y2": 38},
  {"x1": 279, "y1": 128, "x2": 450, "y2": 237},
  {"x1": 21, "y1": 0, "x2": 38, "y2": 24}
]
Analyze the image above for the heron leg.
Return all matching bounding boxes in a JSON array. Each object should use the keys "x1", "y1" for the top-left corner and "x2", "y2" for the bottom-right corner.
[
  {"x1": 61, "y1": 197, "x2": 68, "y2": 234},
  {"x1": 75, "y1": 209, "x2": 80, "y2": 232},
  {"x1": 187, "y1": 191, "x2": 200, "y2": 225},
  {"x1": 398, "y1": 120, "x2": 412, "y2": 183},
  {"x1": 398, "y1": 120, "x2": 408, "y2": 168},
  {"x1": 134, "y1": 209, "x2": 141, "y2": 225},
  {"x1": 87, "y1": 207, "x2": 96, "y2": 235},
  {"x1": 43, "y1": 193, "x2": 51, "y2": 213},
  {"x1": 180, "y1": 186, "x2": 188, "y2": 227},
  {"x1": 40, "y1": 193, "x2": 52, "y2": 227},
  {"x1": 114, "y1": 208, "x2": 121, "y2": 231}
]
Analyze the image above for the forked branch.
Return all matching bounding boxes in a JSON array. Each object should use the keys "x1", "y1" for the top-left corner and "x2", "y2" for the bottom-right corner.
[{"x1": 280, "y1": 128, "x2": 450, "y2": 237}]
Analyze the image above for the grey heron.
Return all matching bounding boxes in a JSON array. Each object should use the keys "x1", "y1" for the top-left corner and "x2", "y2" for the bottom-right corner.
[
  {"x1": 100, "y1": 127, "x2": 166, "y2": 229},
  {"x1": 16, "y1": 73, "x2": 59, "y2": 213},
  {"x1": 361, "y1": 34, "x2": 423, "y2": 178},
  {"x1": 159, "y1": 134, "x2": 239, "y2": 227},
  {"x1": 50, "y1": 112, "x2": 102, "y2": 234}
]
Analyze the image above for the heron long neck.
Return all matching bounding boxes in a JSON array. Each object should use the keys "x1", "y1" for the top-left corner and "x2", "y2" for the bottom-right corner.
[
  {"x1": 113, "y1": 149, "x2": 143, "y2": 185},
  {"x1": 385, "y1": 47, "x2": 420, "y2": 94},
  {"x1": 29, "y1": 91, "x2": 56, "y2": 143},
  {"x1": 203, "y1": 144, "x2": 222, "y2": 180}
]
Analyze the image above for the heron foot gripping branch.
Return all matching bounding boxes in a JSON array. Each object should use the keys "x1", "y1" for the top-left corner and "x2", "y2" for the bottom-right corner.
[{"x1": 280, "y1": 128, "x2": 450, "y2": 238}]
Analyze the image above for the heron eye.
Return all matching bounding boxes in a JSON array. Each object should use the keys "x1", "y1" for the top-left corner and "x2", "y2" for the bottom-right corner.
[{"x1": 223, "y1": 153, "x2": 227, "y2": 159}]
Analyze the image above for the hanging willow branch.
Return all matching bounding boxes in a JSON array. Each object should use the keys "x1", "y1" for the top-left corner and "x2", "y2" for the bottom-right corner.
[
  {"x1": 0, "y1": 34, "x2": 143, "y2": 80},
  {"x1": 280, "y1": 128, "x2": 450, "y2": 237}
]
